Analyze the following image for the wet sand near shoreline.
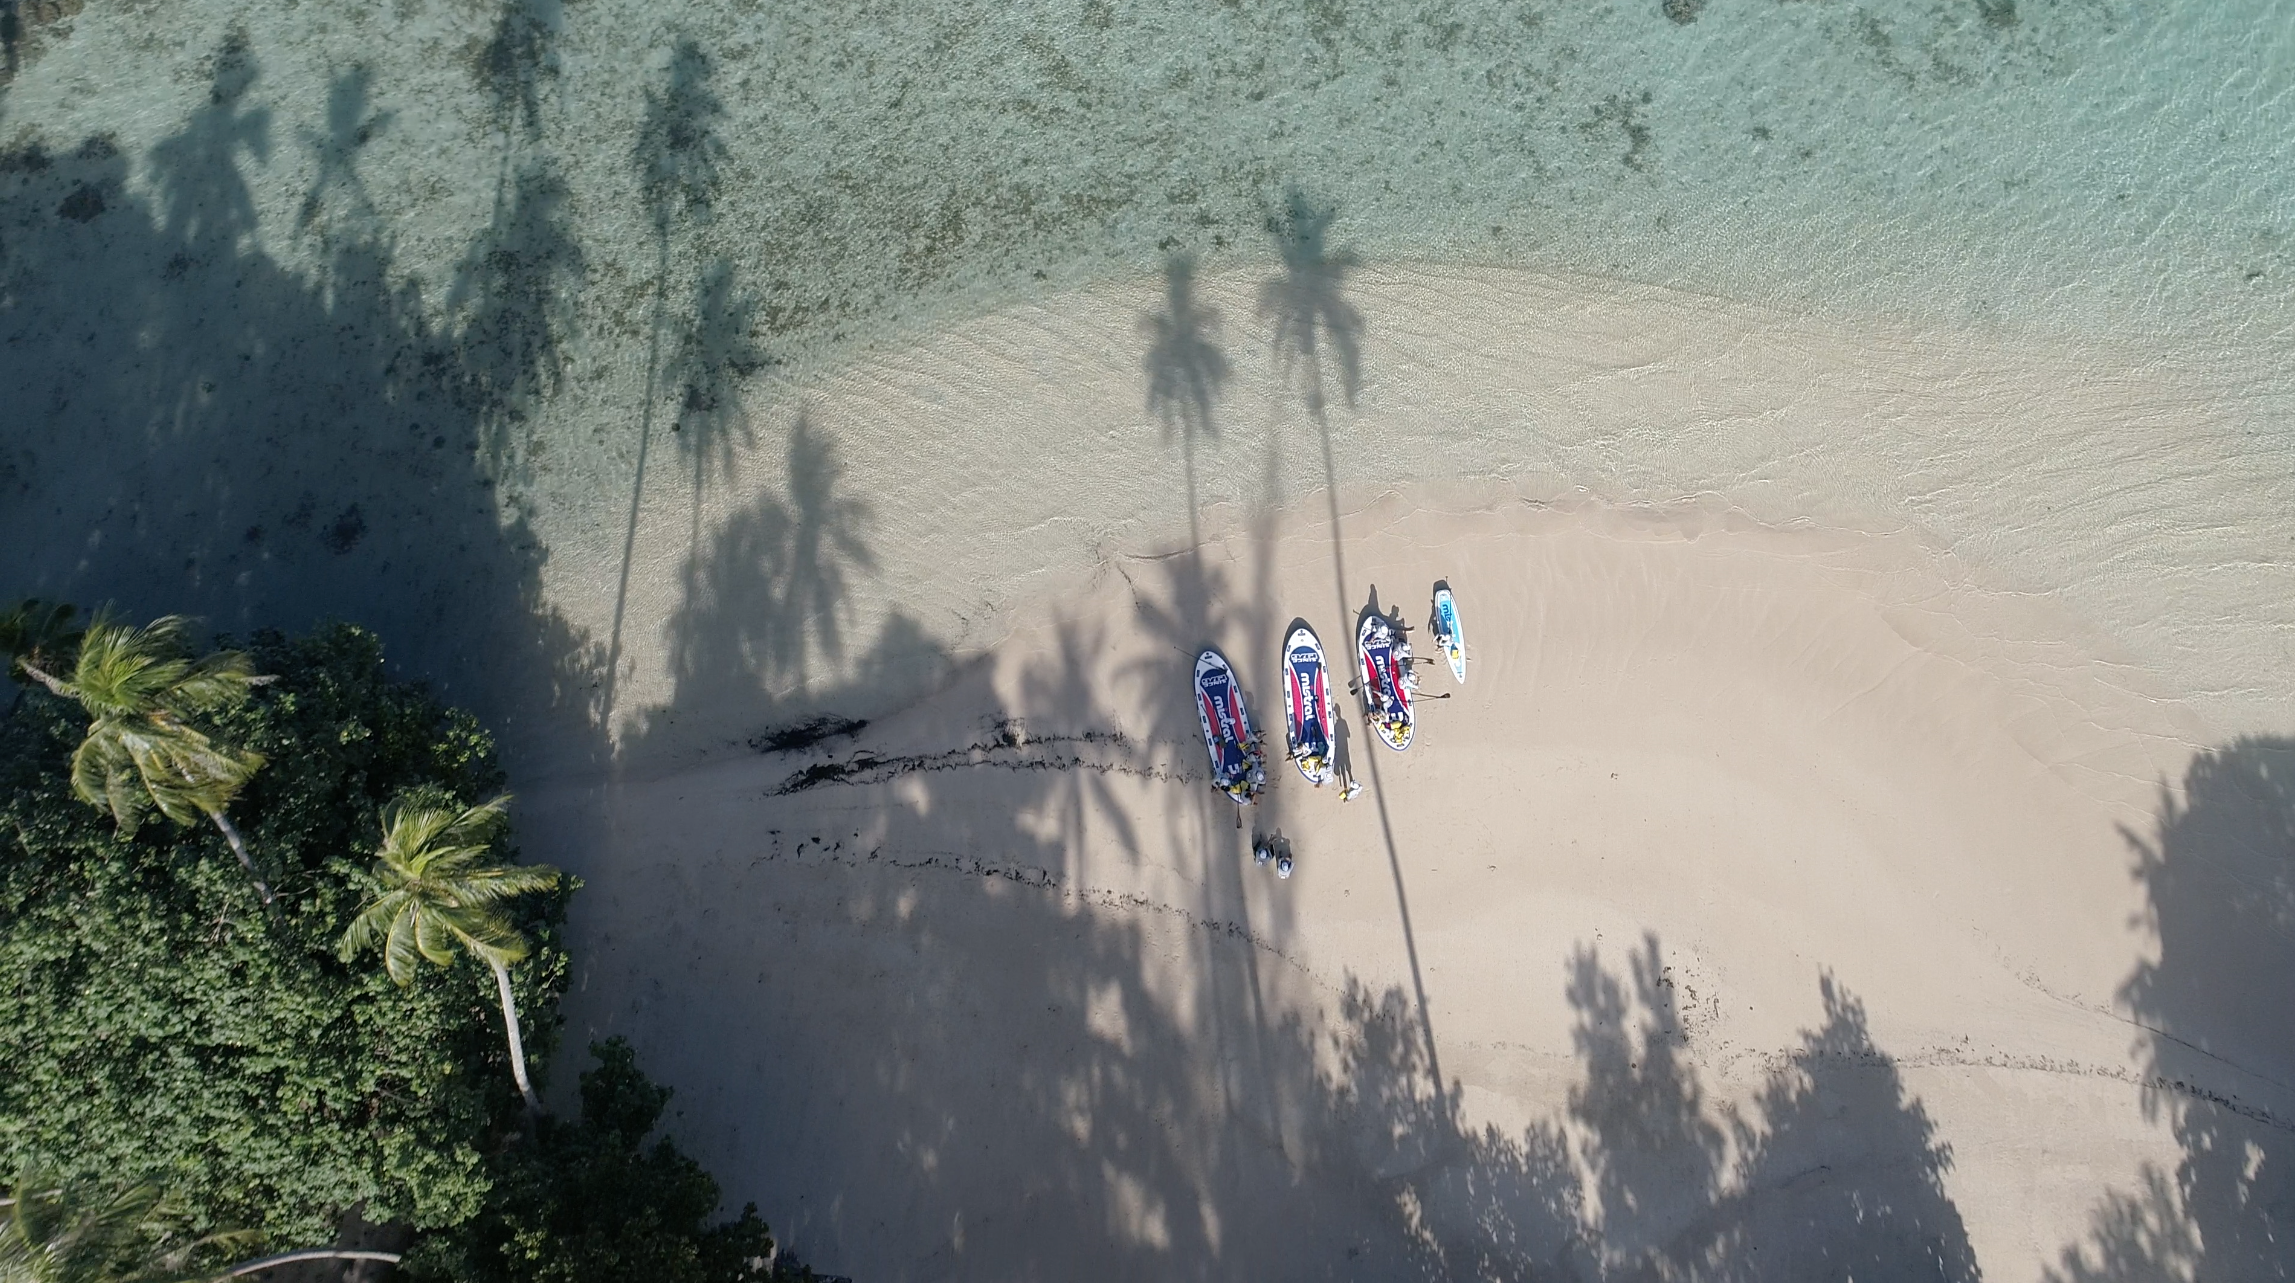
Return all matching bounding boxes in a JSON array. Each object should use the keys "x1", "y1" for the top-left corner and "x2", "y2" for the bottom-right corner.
[{"x1": 564, "y1": 262, "x2": 2293, "y2": 787}]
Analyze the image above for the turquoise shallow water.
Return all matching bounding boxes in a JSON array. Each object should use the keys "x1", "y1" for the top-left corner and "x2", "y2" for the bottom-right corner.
[
  {"x1": 9, "y1": 0, "x2": 2293, "y2": 358},
  {"x1": 4, "y1": 0, "x2": 2293, "y2": 764}
]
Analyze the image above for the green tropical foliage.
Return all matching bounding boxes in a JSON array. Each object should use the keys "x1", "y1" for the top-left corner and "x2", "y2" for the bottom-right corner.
[
  {"x1": 0, "y1": 623, "x2": 547, "y2": 1241},
  {"x1": 0, "y1": 1160, "x2": 254, "y2": 1283},
  {"x1": 342, "y1": 796, "x2": 562, "y2": 1113},
  {"x1": 5, "y1": 610, "x2": 272, "y2": 901},
  {"x1": 405, "y1": 1039, "x2": 783, "y2": 1283},
  {"x1": 0, "y1": 619, "x2": 805, "y2": 1281}
]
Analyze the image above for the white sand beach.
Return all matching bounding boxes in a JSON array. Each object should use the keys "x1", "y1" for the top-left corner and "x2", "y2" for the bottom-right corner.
[
  {"x1": 519, "y1": 268, "x2": 2295, "y2": 1280},
  {"x1": 8, "y1": 3, "x2": 2295, "y2": 1269}
]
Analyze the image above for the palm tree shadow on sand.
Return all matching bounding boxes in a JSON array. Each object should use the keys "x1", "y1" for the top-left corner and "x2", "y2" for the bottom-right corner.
[
  {"x1": 1144, "y1": 254, "x2": 1231, "y2": 444},
  {"x1": 670, "y1": 257, "x2": 770, "y2": 510},
  {"x1": 604, "y1": 34, "x2": 730, "y2": 725},
  {"x1": 642, "y1": 407, "x2": 882, "y2": 741},
  {"x1": 2046, "y1": 736, "x2": 2295, "y2": 1281}
]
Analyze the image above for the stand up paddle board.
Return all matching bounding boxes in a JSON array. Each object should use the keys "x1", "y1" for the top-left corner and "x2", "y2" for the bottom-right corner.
[
  {"x1": 1357, "y1": 612, "x2": 1414, "y2": 752},
  {"x1": 1281, "y1": 623, "x2": 1336, "y2": 786},
  {"x1": 1194, "y1": 648, "x2": 1265, "y2": 804},
  {"x1": 1431, "y1": 581, "x2": 1466, "y2": 685}
]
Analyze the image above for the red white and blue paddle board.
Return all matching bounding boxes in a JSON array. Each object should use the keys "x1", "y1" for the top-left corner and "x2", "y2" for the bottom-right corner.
[
  {"x1": 1282, "y1": 624, "x2": 1335, "y2": 786},
  {"x1": 1357, "y1": 613, "x2": 1414, "y2": 752},
  {"x1": 1194, "y1": 648, "x2": 1264, "y2": 803}
]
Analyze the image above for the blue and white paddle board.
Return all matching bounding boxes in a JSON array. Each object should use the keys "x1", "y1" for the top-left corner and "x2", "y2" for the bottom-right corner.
[{"x1": 1431, "y1": 581, "x2": 1466, "y2": 685}]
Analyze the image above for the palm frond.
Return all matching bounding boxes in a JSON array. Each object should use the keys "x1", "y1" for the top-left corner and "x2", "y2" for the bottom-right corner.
[
  {"x1": 164, "y1": 650, "x2": 258, "y2": 717},
  {"x1": 382, "y1": 909, "x2": 423, "y2": 987},
  {"x1": 349, "y1": 792, "x2": 549, "y2": 982},
  {"x1": 68, "y1": 614, "x2": 262, "y2": 725},
  {"x1": 72, "y1": 717, "x2": 260, "y2": 831},
  {"x1": 1, "y1": 1160, "x2": 168, "y2": 1283},
  {"x1": 447, "y1": 863, "x2": 562, "y2": 905},
  {"x1": 409, "y1": 905, "x2": 463, "y2": 970},
  {"x1": 376, "y1": 796, "x2": 507, "y2": 874},
  {"x1": 68, "y1": 733, "x2": 151, "y2": 838},
  {"x1": 338, "y1": 890, "x2": 409, "y2": 964},
  {"x1": 0, "y1": 599, "x2": 84, "y2": 675},
  {"x1": 67, "y1": 613, "x2": 187, "y2": 717},
  {"x1": 438, "y1": 904, "x2": 530, "y2": 968}
]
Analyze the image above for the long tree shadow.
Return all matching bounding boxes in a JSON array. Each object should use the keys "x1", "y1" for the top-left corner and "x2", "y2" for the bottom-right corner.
[
  {"x1": 0, "y1": 33, "x2": 617, "y2": 1252},
  {"x1": 671, "y1": 257, "x2": 770, "y2": 508},
  {"x1": 629, "y1": 407, "x2": 886, "y2": 758},
  {"x1": 1254, "y1": 205, "x2": 1433, "y2": 1125},
  {"x1": 1142, "y1": 254, "x2": 1230, "y2": 556},
  {"x1": 1257, "y1": 186, "x2": 1364, "y2": 617},
  {"x1": 2047, "y1": 737, "x2": 2295, "y2": 1280},
  {"x1": 1348, "y1": 581, "x2": 1449, "y2": 1122},
  {"x1": 1, "y1": 44, "x2": 603, "y2": 775},
  {"x1": 477, "y1": 0, "x2": 563, "y2": 143},
  {"x1": 605, "y1": 34, "x2": 729, "y2": 726}
]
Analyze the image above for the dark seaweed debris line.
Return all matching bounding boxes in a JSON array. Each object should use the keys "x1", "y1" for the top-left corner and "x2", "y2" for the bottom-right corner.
[
  {"x1": 770, "y1": 727, "x2": 1190, "y2": 795},
  {"x1": 749, "y1": 713, "x2": 870, "y2": 755},
  {"x1": 745, "y1": 832, "x2": 1313, "y2": 978}
]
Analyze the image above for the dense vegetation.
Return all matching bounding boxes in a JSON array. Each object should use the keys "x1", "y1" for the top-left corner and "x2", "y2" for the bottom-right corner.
[{"x1": 0, "y1": 616, "x2": 800, "y2": 1281}]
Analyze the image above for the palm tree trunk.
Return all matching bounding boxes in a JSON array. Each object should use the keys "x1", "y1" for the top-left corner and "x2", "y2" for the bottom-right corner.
[
  {"x1": 225, "y1": 1248, "x2": 403, "y2": 1276},
  {"x1": 14, "y1": 658, "x2": 69, "y2": 696},
  {"x1": 491, "y1": 958, "x2": 542, "y2": 1114},
  {"x1": 207, "y1": 809, "x2": 274, "y2": 905}
]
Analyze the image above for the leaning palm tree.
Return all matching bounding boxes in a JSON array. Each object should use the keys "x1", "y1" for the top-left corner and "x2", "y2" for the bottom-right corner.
[
  {"x1": 1, "y1": 599, "x2": 85, "y2": 711},
  {"x1": 11, "y1": 612, "x2": 272, "y2": 904},
  {"x1": 339, "y1": 794, "x2": 562, "y2": 1114},
  {"x1": 0, "y1": 1162, "x2": 398, "y2": 1283}
]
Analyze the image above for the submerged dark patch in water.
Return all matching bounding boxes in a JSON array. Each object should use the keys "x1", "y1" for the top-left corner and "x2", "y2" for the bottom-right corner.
[
  {"x1": 1662, "y1": 0, "x2": 1704, "y2": 24},
  {"x1": 321, "y1": 505, "x2": 366, "y2": 554},
  {"x1": 55, "y1": 182, "x2": 101, "y2": 221},
  {"x1": 0, "y1": 142, "x2": 51, "y2": 175}
]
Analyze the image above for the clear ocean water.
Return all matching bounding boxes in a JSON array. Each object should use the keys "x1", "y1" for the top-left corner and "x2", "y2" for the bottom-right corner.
[
  {"x1": 9, "y1": 0, "x2": 2291, "y2": 358},
  {"x1": 4, "y1": 0, "x2": 2292, "y2": 760}
]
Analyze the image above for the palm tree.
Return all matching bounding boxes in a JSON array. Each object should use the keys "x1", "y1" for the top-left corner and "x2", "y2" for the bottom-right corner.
[
  {"x1": 1, "y1": 599, "x2": 83, "y2": 685},
  {"x1": 0, "y1": 1162, "x2": 399, "y2": 1282},
  {"x1": 9, "y1": 611, "x2": 273, "y2": 904},
  {"x1": 339, "y1": 794, "x2": 562, "y2": 1114},
  {"x1": 0, "y1": 1163, "x2": 243, "y2": 1283}
]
